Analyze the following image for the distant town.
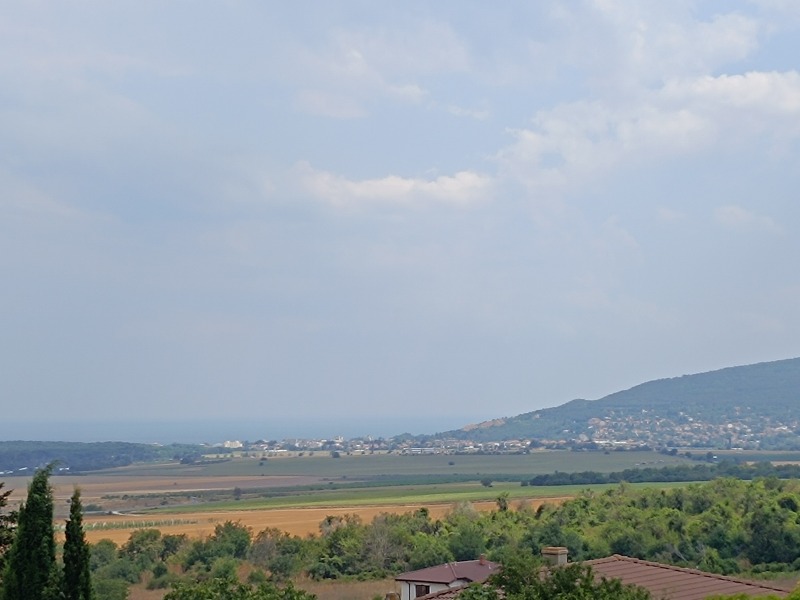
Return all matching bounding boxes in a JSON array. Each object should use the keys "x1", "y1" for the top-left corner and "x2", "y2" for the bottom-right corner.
[{"x1": 216, "y1": 407, "x2": 800, "y2": 457}]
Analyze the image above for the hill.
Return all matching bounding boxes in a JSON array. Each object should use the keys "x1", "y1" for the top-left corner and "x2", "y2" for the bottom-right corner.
[{"x1": 428, "y1": 357, "x2": 800, "y2": 448}]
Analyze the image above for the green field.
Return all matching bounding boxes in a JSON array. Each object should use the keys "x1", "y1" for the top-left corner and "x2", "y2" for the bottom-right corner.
[
  {"x1": 86, "y1": 449, "x2": 695, "y2": 515},
  {"x1": 96, "y1": 450, "x2": 688, "y2": 479},
  {"x1": 146, "y1": 479, "x2": 695, "y2": 514}
]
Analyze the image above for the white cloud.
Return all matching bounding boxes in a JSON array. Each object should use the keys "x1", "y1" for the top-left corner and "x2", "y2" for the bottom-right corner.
[
  {"x1": 446, "y1": 104, "x2": 490, "y2": 120},
  {"x1": 714, "y1": 205, "x2": 782, "y2": 233},
  {"x1": 573, "y1": 3, "x2": 761, "y2": 88},
  {"x1": 663, "y1": 71, "x2": 800, "y2": 128},
  {"x1": 287, "y1": 20, "x2": 465, "y2": 118},
  {"x1": 497, "y1": 70, "x2": 800, "y2": 196},
  {"x1": 294, "y1": 162, "x2": 491, "y2": 208}
]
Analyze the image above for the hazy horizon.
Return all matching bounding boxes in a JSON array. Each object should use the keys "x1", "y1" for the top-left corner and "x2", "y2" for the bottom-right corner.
[{"x1": 0, "y1": 415, "x2": 472, "y2": 445}]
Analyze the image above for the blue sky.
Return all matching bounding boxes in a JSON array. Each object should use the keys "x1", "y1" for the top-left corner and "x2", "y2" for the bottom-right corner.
[{"x1": 2, "y1": 1, "x2": 800, "y2": 441}]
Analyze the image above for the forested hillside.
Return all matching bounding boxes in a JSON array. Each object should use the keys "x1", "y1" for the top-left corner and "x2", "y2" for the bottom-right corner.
[
  {"x1": 427, "y1": 358, "x2": 800, "y2": 445},
  {"x1": 0, "y1": 441, "x2": 210, "y2": 473}
]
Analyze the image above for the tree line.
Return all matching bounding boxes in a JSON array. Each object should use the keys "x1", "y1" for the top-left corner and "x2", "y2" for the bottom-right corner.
[
  {"x1": 0, "y1": 441, "x2": 216, "y2": 473},
  {"x1": 524, "y1": 460, "x2": 800, "y2": 486}
]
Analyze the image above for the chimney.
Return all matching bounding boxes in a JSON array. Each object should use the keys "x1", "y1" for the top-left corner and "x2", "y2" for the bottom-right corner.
[{"x1": 541, "y1": 546, "x2": 568, "y2": 566}]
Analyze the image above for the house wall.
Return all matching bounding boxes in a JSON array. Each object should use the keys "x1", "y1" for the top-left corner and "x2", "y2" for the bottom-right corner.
[{"x1": 398, "y1": 579, "x2": 470, "y2": 600}]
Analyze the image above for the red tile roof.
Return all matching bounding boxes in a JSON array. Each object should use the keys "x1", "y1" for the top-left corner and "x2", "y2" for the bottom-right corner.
[
  {"x1": 396, "y1": 559, "x2": 501, "y2": 585},
  {"x1": 586, "y1": 555, "x2": 790, "y2": 600},
  {"x1": 408, "y1": 556, "x2": 791, "y2": 600},
  {"x1": 416, "y1": 587, "x2": 467, "y2": 600}
]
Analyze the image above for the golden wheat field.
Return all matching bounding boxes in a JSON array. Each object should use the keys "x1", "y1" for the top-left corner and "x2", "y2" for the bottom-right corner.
[{"x1": 80, "y1": 501, "x2": 496, "y2": 544}]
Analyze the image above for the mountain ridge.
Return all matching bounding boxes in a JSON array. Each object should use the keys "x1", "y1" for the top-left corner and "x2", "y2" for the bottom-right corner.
[{"x1": 426, "y1": 357, "x2": 800, "y2": 448}]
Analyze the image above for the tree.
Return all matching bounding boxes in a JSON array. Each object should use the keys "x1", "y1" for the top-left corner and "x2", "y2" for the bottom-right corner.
[
  {"x1": 448, "y1": 522, "x2": 485, "y2": 561},
  {"x1": 164, "y1": 576, "x2": 316, "y2": 600},
  {"x1": 2, "y1": 464, "x2": 59, "y2": 600},
  {"x1": 495, "y1": 492, "x2": 509, "y2": 512},
  {"x1": 0, "y1": 482, "x2": 17, "y2": 581},
  {"x1": 91, "y1": 578, "x2": 128, "y2": 600},
  {"x1": 63, "y1": 488, "x2": 93, "y2": 600}
]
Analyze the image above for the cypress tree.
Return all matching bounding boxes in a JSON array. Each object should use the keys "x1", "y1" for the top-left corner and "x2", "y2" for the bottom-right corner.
[
  {"x1": 63, "y1": 488, "x2": 93, "y2": 600},
  {"x1": 2, "y1": 465, "x2": 58, "y2": 600},
  {"x1": 0, "y1": 482, "x2": 17, "y2": 587}
]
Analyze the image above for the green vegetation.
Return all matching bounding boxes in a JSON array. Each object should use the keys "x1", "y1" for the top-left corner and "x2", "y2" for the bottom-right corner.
[
  {"x1": 65, "y1": 476, "x2": 800, "y2": 598},
  {"x1": 525, "y1": 460, "x2": 800, "y2": 486},
  {"x1": 95, "y1": 449, "x2": 687, "y2": 479},
  {"x1": 63, "y1": 489, "x2": 93, "y2": 600},
  {"x1": 146, "y1": 481, "x2": 690, "y2": 515},
  {"x1": 163, "y1": 577, "x2": 315, "y2": 600},
  {"x1": 0, "y1": 483, "x2": 15, "y2": 579},
  {"x1": 0, "y1": 441, "x2": 216, "y2": 473},
  {"x1": 2, "y1": 464, "x2": 59, "y2": 600},
  {"x1": 1, "y1": 467, "x2": 93, "y2": 600}
]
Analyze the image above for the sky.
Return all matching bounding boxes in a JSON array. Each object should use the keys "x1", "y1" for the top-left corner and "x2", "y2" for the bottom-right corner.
[{"x1": 2, "y1": 1, "x2": 800, "y2": 443}]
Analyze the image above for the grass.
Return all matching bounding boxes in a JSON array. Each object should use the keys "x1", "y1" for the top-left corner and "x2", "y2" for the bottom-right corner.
[
  {"x1": 95, "y1": 450, "x2": 688, "y2": 480},
  {"x1": 142, "y1": 480, "x2": 694, "y2": 514}
]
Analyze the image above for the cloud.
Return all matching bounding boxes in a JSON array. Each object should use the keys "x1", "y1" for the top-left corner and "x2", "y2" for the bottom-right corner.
[
  {"x1": 567, "y1": 3, "x2": 761, "y2": 88},
  {"x1": 497, "y1": 70, "x2": 800, "y2": 196},
  {"x1": 446, "y1": 104, "x2": 490, "y2": 120},
  {"x1": 714, "y1": 205, "x2": 782, "y2": 233},
  {"x1": 294, "y1": 162, "x2": 492, "y2": 208},
  {"x1": 664, "y1": 71, "x2": 800, "y2": 116},
  {"x1": 287, "y1": 20, "x2": 464, "y2": 118}
]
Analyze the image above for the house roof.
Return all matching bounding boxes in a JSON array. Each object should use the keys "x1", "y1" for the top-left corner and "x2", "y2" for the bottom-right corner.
[
  {"x1": 395, "y1": 559, "x2": 501, "y2": 585},
  {"x1": 416, "y1": 587, "x2": 466, "y2": 600},
  {"x1": 409, "y1": 555, "x2": 790, "y2": 600},
  {"x1": 586, "y1": 555, "x2": 790, "y2": 600}
]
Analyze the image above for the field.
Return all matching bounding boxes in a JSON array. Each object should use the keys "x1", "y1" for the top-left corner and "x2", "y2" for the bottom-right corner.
[
  {"x1": 2, "y1": 450, "x2": 689, "y2": 545},
  {"x1": 90, "y1": 448, "x2": 684, "y2": 478}
]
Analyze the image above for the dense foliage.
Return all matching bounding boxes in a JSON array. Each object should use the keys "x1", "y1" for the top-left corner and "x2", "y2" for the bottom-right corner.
[
  {"x1": 1, "y1": 469, "x2": 93, "y2": 600},
  {"x1": 0, "y1": 483, "x2": 15, "y2": 581},
  {"x1": 0, "y1": 441, "x2": 215, "y2": 472},
  {"x1": 78, "y1": 477, "x2": 800, "y2": 598},
  {"x1": 64, "y1": 489, "x2": 93, "y2": 600},
  {"x1": 2, "y1": 465, "x2": 59, "y2": 600},
  {"x1": 525, "y1": 460, "x2": 800, "y2": 486},
  {"x1": 163, "y1": 577, "x2": 315, "y2": 600}
]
